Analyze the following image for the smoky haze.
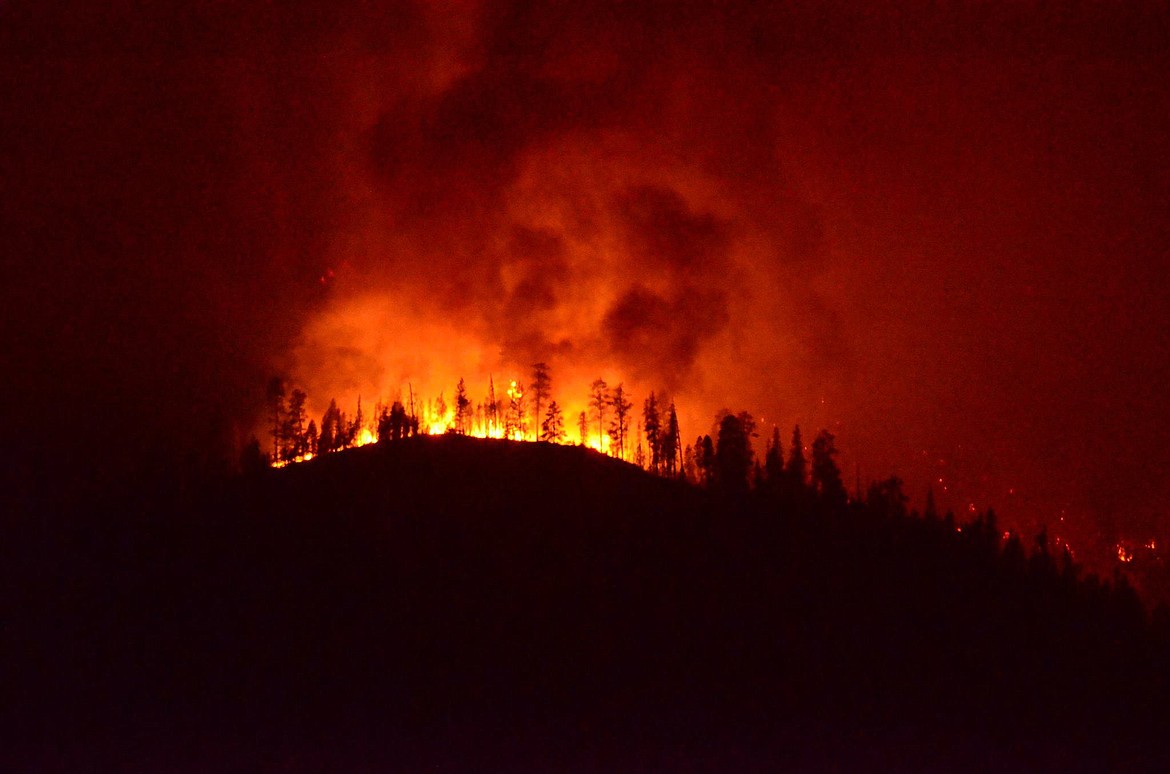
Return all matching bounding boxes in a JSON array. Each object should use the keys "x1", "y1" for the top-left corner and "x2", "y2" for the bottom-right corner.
[{"x1": 3, "y1": 1, "x2": 1170, "y2": 564}]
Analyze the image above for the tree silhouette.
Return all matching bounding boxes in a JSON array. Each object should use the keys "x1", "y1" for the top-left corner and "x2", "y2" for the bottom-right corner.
[
  {"x1": 506, "y1": 381, "x2": 526, "y2": 439},
  {"x1": 924, "y1": 485, "x2": 939, "y2": 521},
  {"x1": 541, "y1": 401, "x2": 565, "y2": 443},
  {"x1": 282, "y1": 389, "x2": 308, "y2": 461},
  {"x1": 643, "y1": 392, "x2": 661, "y2": 473},
  {"x1": 305, "y1": 419, "x2": 318, "y2": 457},
  {"x1": 609, "y1": 383, "x2": 633, "y2": 460},
  {"x1": 698, "y1": 434, "x2": 716, "y2": 486},
  {"x1": 454, "y1": 378, "x2": 471, "y2": 434},
  {"x1": 589, "y1": 378, "x2": 608, "y2": 448},
  {"x1": 378, "y1": 400, "x2": 410, "y2": 441},
  {"x1": 866, "y1": 475, "x2": 908, "y2": 518},
  {"x1": 664, "y1": 402, "x2": 681, "y2": 477},
  {"x1": 764, "y1": 425, "x2": 784, "y2": 486},
  {"x1": 319, "y1": 399, "x2": 341, "y2": 453},
  {"x1": 786, "y1": 425, "x2": 807, "y2": 489},
  {"x1": 354, "y1": 396, "x2": 365, "y2": 444},
  {"x1": 266, "y1": 377, "x2": 286, "y2": 461},
  {"x1": 811, "y1": 429, "x2": 847, "y2": 508},
  {"x1": 530, "y1": 363, "x2": 551, "y2": 441},
  {"x1": 577, "y1": 411, "x2": 589, "y2": 445},
  {"x1": 486, "y1": 376, "x2": 499, "y2": 436},
  {"x1": 715, "y1": 413, "x2": 752, "y2": 494}
]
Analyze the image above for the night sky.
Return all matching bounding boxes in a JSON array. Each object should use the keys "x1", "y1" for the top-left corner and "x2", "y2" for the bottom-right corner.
[{"x1": 4, "y1": 2, "x2": 1169, "y2": 565}]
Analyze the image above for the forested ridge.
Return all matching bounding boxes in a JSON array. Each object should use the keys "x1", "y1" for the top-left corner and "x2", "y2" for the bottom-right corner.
[{"x1": 4, "y1": 434, "x2": 1168, "y2": 770}]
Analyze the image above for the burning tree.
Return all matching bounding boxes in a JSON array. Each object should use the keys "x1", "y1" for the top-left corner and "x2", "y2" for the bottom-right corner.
[
  {"x1": 506, "y1": 381, "x2": 526, "y2": 440},
  {"x1": 486, "y1": 376, "x2": 500, "y2": 437}
]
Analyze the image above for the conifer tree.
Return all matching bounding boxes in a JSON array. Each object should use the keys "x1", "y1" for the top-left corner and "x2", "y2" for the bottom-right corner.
[
  {"x1": 486, "y1": 376, "x2": 498, "y2": 436},
  {"x1": 811, "y1": 429, "x2": 847, "y2": 508},
  {"x1": 715, "y1": 412, "x2": 751, "y2": 494},
  {"x1": 664, "y1": 402, "x2": 681, "y2": 477},
  {"x1": 266, "y1": 377, "x2": 286, "y2": 461},
  {"x1": 541, "y1": 401, "x2": 565, "y2": 443},
  {"x1": 786, "y1": 425, "x2": 807, "y2": 488},
  {"x1": 284, "y1": 389, "x2": 308, "y2": 460},
  {"x1": 590, "y1": 378, "x2": 608, "y2": 448},
  {"x1": 319, "y1": 399, "x2": 340, "y2": 453},
  {"x1": 698, "y1": 434, "x2": 716, "y2": 485},
  {"x1": 506, "y1": 381, "x2": 526, "y2": 439},
  {"x1": 765, "y1": 425, "x2": 783, "y2": 485},
  {"x1": 609, "y1": 383, "x2": 632, "y2": 459},
  {"x1": 454, "y1": 378, "x2": 471, "y2": 434},
  {"x1": 643, "y1": 392, "x2": 661, "y2": 473},
  {"x1": 306, "y1": 420, "x2": 318, "y2": 457},
  {"x1": 530, "y1": 363, "x2": 551, "y2": 441}
]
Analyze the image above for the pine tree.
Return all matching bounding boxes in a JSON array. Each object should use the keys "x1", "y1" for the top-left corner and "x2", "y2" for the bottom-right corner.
[
  {"x1": 454, "y1": 378, "x2": 471, "y2": 434},
  {"x1": 764, "y1": 425, "x2": 783, "y2": 485},
  {"x1": 786, "y1": 425, "x2": 807, "y2": 488},
  {"x1": 541, "y1": 400, "x2": 565, "y2": 443},
  {"x1": 609, "y1": 383, "x2": 632, "y2": 460},
  {"x1": 305, "y1": 419, "x2": 318, "y2": 457},
  {"x1": 319, "y1": 399, "x2": 340, "y2": 453},
  {"x1": 811, "y1": 429, "x2": 847, "y2": 508},
  {"x1": 924, "y1": 485, "x2": 939, "y2": 521},
  {"x1": 487, "y1": 376, "x2": 498, "y2": 436},
  {"x1": 663, "y1": 402, "x2": 680, "y2": 477},
  {"x1": 506, "y1": 381, "x2": 526, "y2": 439},
  {"x1": 530, "y1": 363, "x2": 551, "y2": 442},
  {"x1": 589, "y1": 378, "x2": 608, "y2": 448},
  {"x1": 715, "y1": 412, "x2": 751, "y2": 494},
  {"x1": 578, "y1": 411, "x2": 589, "y2": 445},
  {"x1": 643, "y1": 392, "x2": 661, "y2": 474},
  {"x1": 285, "y1": 389, "x2": 308, "y2": 459},
  {"x1": 698, "y1": 435, "x2": 716, "y2": 486},
  {"x1": 266, "y1": 377, "x2": 286, "y2": 461}
]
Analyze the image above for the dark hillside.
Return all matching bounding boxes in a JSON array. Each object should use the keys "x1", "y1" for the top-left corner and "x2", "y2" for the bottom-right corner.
[{"x1": 4, "y1": 436, "x2": 1168, "y2": 770}]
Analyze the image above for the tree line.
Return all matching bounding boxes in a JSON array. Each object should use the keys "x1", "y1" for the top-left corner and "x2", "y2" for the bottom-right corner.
[{"x1": 245, "y1": 363, "x2": 864, "y2": 513}]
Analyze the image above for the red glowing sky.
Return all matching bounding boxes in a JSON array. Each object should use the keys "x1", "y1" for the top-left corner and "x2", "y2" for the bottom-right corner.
[{"x1": 3, "y1": 2, "x2": 1169, "y2": 562}]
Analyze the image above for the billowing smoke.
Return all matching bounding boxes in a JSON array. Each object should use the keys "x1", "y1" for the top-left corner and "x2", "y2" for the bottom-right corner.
[{"x1": 277, "y1": 1, "x2": 841, "y2": 454}]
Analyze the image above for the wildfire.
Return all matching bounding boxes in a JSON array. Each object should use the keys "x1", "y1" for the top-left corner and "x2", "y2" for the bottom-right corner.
[{"x1": 265, "y1": 370, "x2": 645, "y2": 473}]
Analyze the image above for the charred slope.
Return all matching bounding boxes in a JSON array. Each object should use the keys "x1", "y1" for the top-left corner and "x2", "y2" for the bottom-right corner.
[{"x1": 4, "y1": 435, "x2": 1168, "y2": 770}]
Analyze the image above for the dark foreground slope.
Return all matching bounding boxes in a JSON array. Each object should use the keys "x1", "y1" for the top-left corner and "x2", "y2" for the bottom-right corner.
[{"x1": 4, "y1": 436, "x2": 1169, "y2": 771}]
